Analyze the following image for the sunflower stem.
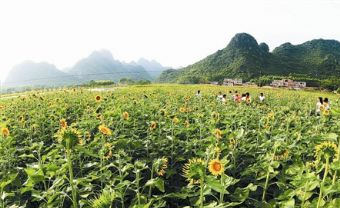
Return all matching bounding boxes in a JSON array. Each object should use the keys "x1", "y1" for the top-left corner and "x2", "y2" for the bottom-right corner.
[
  {"x1": 219, "y1": 174, "x2": 225, "y2": 204},
  {"x1": 148, "y1": 164, "x2": 154, "y2": 200},
  {"x1": 66, "y1": 148, "x2": 78, "y2": 208},
  {"x1": 171, "y1": 121, "x2": 175, "y2": 168},
  {"x1": 199, "y1": 180, "x2": 204, "y2": 208},
  {"x1": 100, "y1": 157, "x2": 104, "y2": 189},
  {"x1": 118, "y1": 167, "x2": 125, "y2": 208},
  {"x1": 262, "y1": 147, "x2": 276, "y2": 202},
  {"x1": 136, "y1": 170, "x2": 141, "y2": 206},
  {"x1": 1, "y1": 188, "x2": 4, "y2": 208},
  {"x1": 317, "y1": 157, "x2": 329, "y2": 208},
  {"x1": 301, "y1": 169, "x2": 309, "y2": 208},
  {"x1": 262, "y1": 167, "x2": 271, "y2": 202}
]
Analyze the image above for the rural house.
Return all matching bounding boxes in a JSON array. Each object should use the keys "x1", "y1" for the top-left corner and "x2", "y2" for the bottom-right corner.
[
  {"x1": 223, "y1": 78, "x2": 243, "y2": 86},
  {"x1": 271, "y1": 79, "x2": 306, "y2": 89}
]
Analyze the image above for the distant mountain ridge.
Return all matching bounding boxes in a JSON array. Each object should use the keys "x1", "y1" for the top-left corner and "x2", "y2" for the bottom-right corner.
[
  {"x1": 158, "y1": 33, "x2": 340, "y2": 83},
  {"x1": 4, "y1": 50, "x2": 168, "y2": 88},
  {"x1": 133, "y1": 58, "x2": 170, "y2": 79},
  {"x1": 4, "y1": 61, "x2": 79, "y2": 87},
  {"x1": 66, "y1": 50, "x2": 152, "y2": 82}
]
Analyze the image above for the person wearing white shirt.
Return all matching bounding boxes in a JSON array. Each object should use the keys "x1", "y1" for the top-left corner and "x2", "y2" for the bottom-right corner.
[
  {"x1": 217, "y1": 91, "x2": 223, "y2": 101},
  {"x1": 245, "y1": 92, "x2": 251, "y2": 105},
  {"x1": 241, "y1": 94, "x2": 247, "y2": 102},
  {"x1": 323, "y1": 98, "x2": 330, "y2": 110},
  {"x1": 196, "y1": 90, "x2": 201, "y2": 97},
  {"x1": 221, "y1": 94, "x2": 227, "y2": 104},
  {"x1": 259, "y1": 93, "x2": 265, "y2": 103}
]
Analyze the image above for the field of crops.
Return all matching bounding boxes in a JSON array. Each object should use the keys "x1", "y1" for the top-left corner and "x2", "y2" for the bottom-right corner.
[{"x1": 1, "y1": 85, "x2": 340, "y2": 208}]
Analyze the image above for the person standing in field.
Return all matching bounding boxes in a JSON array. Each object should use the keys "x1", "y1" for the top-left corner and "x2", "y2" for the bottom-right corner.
[
  {"x1": 196, "y1": 90, "x2": 201, "y2": 97},
  {"x1": 229, "y1": 91, "x2": 233, "y2": 100},
  {"x1": 233, "y1": 91, "x2": 238, "y2": 101},
  {"x1": 235, "y1": 93, "x2": 242, "y2": 103},
  {"x1": 241, "y1": 94, "x2": 246, "y2": 102},
  {"x1": 259, "y1": 93, "x2": 265, "y2": 102},
  {"x1": 324, "y1": 98, "x2": 330, "y2": 110},
  {"x1": 217, "y1": 91, "x2": 223, "y2": 101},
  {"x1": 246, "y1": 92, "x2": 251, "y2": 105},
  {"x1": 222, "y1": 94, "x2": 227, "y2": 104},
  {"x1": 316, "y1": 97, "x2": 323, "y2": 116}
]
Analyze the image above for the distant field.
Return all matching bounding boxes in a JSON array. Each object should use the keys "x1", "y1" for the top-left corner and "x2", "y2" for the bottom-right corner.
[{"x1": 1, "y1": 84, "x2": 340, "y2": 208}]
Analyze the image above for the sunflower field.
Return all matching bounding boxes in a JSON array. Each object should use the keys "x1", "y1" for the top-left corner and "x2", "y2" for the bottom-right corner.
[{"x1": 1, "y1": 85, "x2": 340, "y2": 208}]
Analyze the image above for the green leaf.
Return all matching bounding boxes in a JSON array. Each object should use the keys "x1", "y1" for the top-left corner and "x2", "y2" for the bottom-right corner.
[
  {"x1": 145, "y1": 178, "x2": 165, "y2": 192},
  {"x1": 0, "y1": 173, "x2": 17, "y2": 189},
  {"x1": 280, "y1": 198, "x2": 295, "y2": 208},
  {"x1": 305, "y1": 180, "x2": 319, "y2": 192},
  {"x1": 206, "y1": 176, "x2": 224, "y2": 193},
  {"x1": 323, "y1": 133, "x2": 338, "y2": 142},
  {"x1": 230, "y1": 183, "x2": 257, "y2": 203},
  {"x1": 331, "y1": 160, "x2": 340, "y2": 171},
  {"x1": 75, "y1": 145, "x2": 99, "y2": 158}
]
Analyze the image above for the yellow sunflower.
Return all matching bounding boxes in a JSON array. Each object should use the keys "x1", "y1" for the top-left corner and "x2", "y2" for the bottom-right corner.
[
  {"x1": 315, "y1": 141, "x2": 339, "y2": 162},
  {"x1": 150, "y1": 121, "x2": 157, "y2": 130},
  {"x1": 229, "y1": 137, "x2": 237, "y2": 148},
  {"x1": 211, "y1": 112, "x2": 220, "y2": 121},
  {"x1": 56, "y1": 128, "x2": 81, "y2": 149},
  {"x1": 214, "y1": 129, "x2": 222, "y2": 139},
  {"x1": 208, "y1": 159, "x2": 224, "y2": 176},
  {"x1": 182, "y1": 158, "x2": 205, "y2": 185},
  {"x1": 267, "y1": 112, "x2": 275, "y2": 120},
  {"x1": 102, "y1": 143, "x2": 113, "y2": 159},
  {"x1": 155, "y1": 157, "x2": 168, "y2": 176},
  {"x1": 264, "y1": 123, "x2": 270, "y2": 129},
  {"x1": 184, "y1": 120, "x2": 190, "y2": 128},
  {"x1": 19, "y1": 115, "x2": 25, "y2": 123},
  {"x1": 322, "y1": 110, "x2": 330, "y2": 116},
  {"x1": 2, "y1": 127, "x2": 10, "y2": 137},
  {"x1": 274, "y1": 150, "x2": 289, "y2": 161},
  {"x1": 85, "y1": 131, "x2": 91, "y2": 141},
  {"x1": 78, "y1": 138, "x2": 84, "y2": 145},
  {"x1": 98, "y1": 124, "x2": 112, "y2": 136},
  {"x1": 320, "y1": 105, "x2": 325, "y2": 111},
  {"x1": 160, "y1": 109, "x2": 167, "y2": 116},
  {"x1": 172, "y1": 117, "x2": 180, "y2": 124},
  {"x1": 95, "y1": 95, "x2": 101, "y2": 102},
  {"x1": 122, "y1": 111, "x2": 129, "y2": 120},
  {"x1": 60, "y1": 118, "x2": 68, "y2": 129},
  {"x1": 179, "y1": 107, "x2": 187, "y2": 113}
]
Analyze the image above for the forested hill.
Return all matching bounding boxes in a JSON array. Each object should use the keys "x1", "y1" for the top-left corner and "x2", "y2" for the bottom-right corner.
[{"x1": 159, "y1": 33, "x2": 340, "y2": 84}]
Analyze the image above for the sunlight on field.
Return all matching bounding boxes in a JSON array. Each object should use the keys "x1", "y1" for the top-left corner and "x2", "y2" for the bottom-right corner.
[{"x1": 1, "y1": 84, "x2": 340, "y2": 207}]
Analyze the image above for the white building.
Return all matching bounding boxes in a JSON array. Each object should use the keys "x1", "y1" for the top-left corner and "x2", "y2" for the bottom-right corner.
[
  {"x1": 223, "y1": 78, "x2": 242, "y2": 86},
  {"x1": 209, "y1": 81, "x2": 219, "y2": 85},
  {"x1": 271, "y1": 79, "x2": 306, "y2": 88}
]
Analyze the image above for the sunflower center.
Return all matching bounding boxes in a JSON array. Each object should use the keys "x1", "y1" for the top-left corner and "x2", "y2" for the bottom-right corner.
[{"x1": 213, "y1": 162, "x2": 221, "y2": 171}]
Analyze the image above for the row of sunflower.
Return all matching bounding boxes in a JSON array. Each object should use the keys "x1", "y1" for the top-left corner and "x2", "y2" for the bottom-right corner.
[{"x1": 0, "y1": 85, "x2": 340, "y2": 208}]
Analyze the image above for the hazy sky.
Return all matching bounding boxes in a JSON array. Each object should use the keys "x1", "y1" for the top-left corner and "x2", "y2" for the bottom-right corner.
[{"x1": 0, "y1": 0, "x2": 340, "y2": 80}]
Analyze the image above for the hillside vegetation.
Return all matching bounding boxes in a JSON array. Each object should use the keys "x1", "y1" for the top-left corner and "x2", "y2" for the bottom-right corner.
[{"x1": 159, "y1": 33, "x2": 340, "y2": 88}]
